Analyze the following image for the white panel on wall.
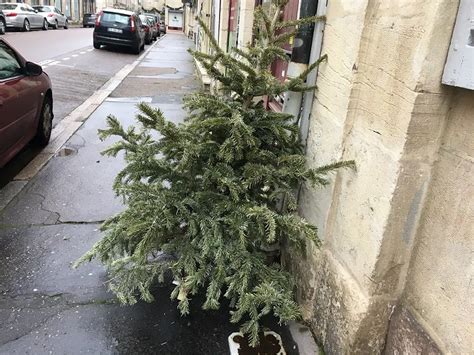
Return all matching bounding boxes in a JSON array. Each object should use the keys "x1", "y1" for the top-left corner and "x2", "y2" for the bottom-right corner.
[{"x1": 442, "y1": 0, "x2": 474, "y2": 90}]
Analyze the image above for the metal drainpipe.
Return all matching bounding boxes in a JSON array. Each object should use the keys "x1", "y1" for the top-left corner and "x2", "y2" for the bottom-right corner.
[
  {"x1": 299, "y1": 0, "x2": 327, "y2": 148},
  {"x1": 282, "y1": 0, "x2": 318, "y2": 120}
]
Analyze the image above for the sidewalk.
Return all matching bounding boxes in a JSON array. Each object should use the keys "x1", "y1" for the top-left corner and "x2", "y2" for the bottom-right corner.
[{"x1": 0, "y1": 34, "x2": 298, "y2": 354}]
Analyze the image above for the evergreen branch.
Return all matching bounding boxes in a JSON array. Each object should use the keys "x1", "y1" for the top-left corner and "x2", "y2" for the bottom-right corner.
[
  {"x1": 291, "y1": 54, "x2": 328, "y2": 84},
  {"x1": 195, "y1": 16, "x2": 223, "y2": 54},
  {"x1": 275, "y1": 15, "x2": 326, "y2": 29}
]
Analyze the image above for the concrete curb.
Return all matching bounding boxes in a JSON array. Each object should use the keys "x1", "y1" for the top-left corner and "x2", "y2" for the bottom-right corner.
[
  {"x1": 0, "y1": 35, "x2": 166, "y2": 211},
  {"x1": 288, "y1": 321, "x2": 321, "y2": 355}
]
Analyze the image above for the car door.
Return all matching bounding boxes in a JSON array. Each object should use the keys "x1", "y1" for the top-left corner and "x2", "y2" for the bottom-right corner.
[
  {"x1": 0, "y1": 41, "x2": 41, "y2": 160},
  {"x1": 26, "y1": 4, "x2": 42, "y2": 27},
  {"x1": 55, "y1": 8, "x2": 65, "y2": 26},
  {"x1": 18, "y1": 5, "x2": 28, "y2": 26}
]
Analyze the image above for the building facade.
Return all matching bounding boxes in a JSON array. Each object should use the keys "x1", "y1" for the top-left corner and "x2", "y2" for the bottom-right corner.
[{"x1": 192, "y1": 0, "x2": 474, "y2": 354}]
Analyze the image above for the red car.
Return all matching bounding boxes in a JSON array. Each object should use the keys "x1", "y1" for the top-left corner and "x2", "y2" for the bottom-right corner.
[{"x1": 0, "y1": 38, "x2": 53, "y2": 168}]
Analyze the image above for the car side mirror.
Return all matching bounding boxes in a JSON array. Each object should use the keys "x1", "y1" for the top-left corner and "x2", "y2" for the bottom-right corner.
[{"x1": 25, "y1": 62, "x2": 43, "y2": 76}]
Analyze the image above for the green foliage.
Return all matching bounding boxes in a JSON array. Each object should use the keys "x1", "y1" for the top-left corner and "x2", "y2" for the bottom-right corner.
[{"x1": 76, "y1": 0, "x2": 354, "y2": 346}]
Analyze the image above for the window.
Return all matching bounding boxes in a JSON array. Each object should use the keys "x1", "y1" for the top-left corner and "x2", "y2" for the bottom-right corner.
[
  {"x1": 33, "y1": 6, "x2": 52, "y2": 12},
  {"x1": 0, "y1": 43, "x2": 23, "y2": 80},
  {"x1": 0, "y1": 4, "x2": 17, "y2": 10},
  {"x1": 101, "y1": 12, "x2": 130, "y2": 25}
]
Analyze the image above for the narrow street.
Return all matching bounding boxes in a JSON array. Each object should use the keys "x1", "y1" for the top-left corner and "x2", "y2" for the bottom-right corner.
[
  {"x1": 0, "y1": 28, "x2": 140, "y2": 188},
  {"x1": 0, "y1": 33, "x2": 297, "y2": 354}
]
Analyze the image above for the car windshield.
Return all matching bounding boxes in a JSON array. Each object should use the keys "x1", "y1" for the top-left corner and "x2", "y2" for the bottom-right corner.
[
  {"x1": 146, "y1": 16, "x2": 155, "y2": 24},
  {"x1": 33, "y1": 6, "x2": 52, "y2": 12},
  {"x1": 139, "y1": 15, "x2": 148, "y2": 24},
  {"x1": 102, "y1": 12, "x2": 130, "y2": 25},
  {"x1": 0, "y1": 42, "x2": 23, "y2": 80},
  {"x1": 0, "y1": 4, "x2": 17, "y2": 10}
]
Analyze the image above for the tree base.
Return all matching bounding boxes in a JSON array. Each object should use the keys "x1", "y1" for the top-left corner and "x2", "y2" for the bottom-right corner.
[{"x1": 228, "y1": 331, "x2": 286, "y2": 355}]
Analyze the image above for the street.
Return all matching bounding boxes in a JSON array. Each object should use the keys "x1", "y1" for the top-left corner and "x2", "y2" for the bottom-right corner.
[
  {"x1": 1, "y1": 1, "x2": 472, "y2": 353},
  {"x1": 0, "y1": 28, "x2": 140, "y2": 187}
]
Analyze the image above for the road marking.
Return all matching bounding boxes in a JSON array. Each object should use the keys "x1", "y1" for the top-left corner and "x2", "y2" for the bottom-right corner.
[
  {"x1": 62, "y1": 57, "x2": 70, "y2": 61},
  {"x1": 38, "y1": 59, "x2": 53, "y2": 66},
  {"x1": 72, "y1": 54, "x2": 79, "y2": 57},
  {"x1": 80, "y1": 51, "x2": 86, "y2": 54},
  {"x1": 87, "y1": 49, "x2": 93, "y2": 52},
  {"x1": 54, "y1": 63, "x2": 74, "y2": 68},
  {"x1": 15, "y1": 38, "x2": 164, "y2": 181},
  {"x1": 49, "y1": 61, "x2": 61, "y2": 66}
]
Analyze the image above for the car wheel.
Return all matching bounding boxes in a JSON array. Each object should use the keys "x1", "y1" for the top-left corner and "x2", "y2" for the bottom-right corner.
[
  {"x1": 34, "y1": 95, "x2": 53, "y2": 147},
  {"x1": 42, "y1": 19, "x2": 48, "y2": 30},
  {"x1": 64, "y1": 20, "x2": 68, "y2": 29},
  {"x1": 93, "y1": 41, "x2": 101, "y2": 49},
  {"x1": 0, "y1": 19, "x2": 5, "y2": 35},
  {"x1": 132, "y1": 42, "x2": 140, "y2": 54},
  {"x1": 23, "y1": 19, "x2": 30, "y2": 32},
  {"x1": 53, "y1": 20, "x2": 58, "y2": 29}
]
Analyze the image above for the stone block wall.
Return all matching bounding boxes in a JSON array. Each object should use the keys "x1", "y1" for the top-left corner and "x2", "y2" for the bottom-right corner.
[{"x1": 295, "y1": 0, "x2": 473, "y2": 353}]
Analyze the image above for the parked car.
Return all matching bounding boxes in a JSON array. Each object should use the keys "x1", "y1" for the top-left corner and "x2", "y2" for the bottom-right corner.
[
  {"x1": 33, "y1": 5, "x2": 68, "y2": 29},
  {"x1": 160, "y1": 19, "x2": 166, "y2": 35},
  {"x1": 0, "y1": 10, "x2": 6, "y2": 35},
  {"x1": 143, "y1": 13, "x2": 160, "y2": 38},
  {"x1": 0, "y1": 38, "x2": 53, "y2": 168},
  {"x1": 0, "y1": 3, "x2": 48, "y2": 32},
  {"x1": 93, "y1": 9, "x2": 145, "y2": 54},
  {"x1": 139, "y1": 15, "x2": 153, "y2": 44},
  {"x1": 144, "y1": 14, "x2": 158, "y2": 40},
  {"x1": 82, "y1": 13, "x2": 96, "y2": 28}
]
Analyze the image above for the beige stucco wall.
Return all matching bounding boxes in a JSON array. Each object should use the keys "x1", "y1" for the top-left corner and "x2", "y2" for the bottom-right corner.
[
  {"x1": 237, "y1": 0, "x2": 255, "y2": 49},
  {"x1": 398, "y1": 89, "x2": 474, "y2": 354},
  {"x1": 296, "y1": 0, "x2": 472, "y2": 353}
]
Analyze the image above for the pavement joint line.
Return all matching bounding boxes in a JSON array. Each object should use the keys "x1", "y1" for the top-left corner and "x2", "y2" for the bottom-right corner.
[{"x1": 13, "y1": 37, "x2": 164, "y2": 183}]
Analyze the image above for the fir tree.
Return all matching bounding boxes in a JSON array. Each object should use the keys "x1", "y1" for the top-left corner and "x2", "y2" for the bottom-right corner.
[{"x1": 76, "y1": 0, "x2": 354, "y2": 346}]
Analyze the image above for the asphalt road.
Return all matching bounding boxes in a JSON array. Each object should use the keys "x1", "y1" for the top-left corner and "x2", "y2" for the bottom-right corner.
[
  {"x1": 0, "y1": 28, "x2": 145, "y2": 187},
  {"x1": 4, "y1": 27, "x2": 94, "y2": 63}
]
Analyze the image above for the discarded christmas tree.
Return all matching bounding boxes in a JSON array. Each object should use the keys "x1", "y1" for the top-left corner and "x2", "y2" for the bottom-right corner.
[{"x1": 76, "y1": 0, "x2": 353, "y2": 346}]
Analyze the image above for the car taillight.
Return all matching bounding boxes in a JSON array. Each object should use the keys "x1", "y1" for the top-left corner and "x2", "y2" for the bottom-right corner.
[
  {"x1": 47, "y1": 13, "x2": 54, "y2": 17},
  {"x1": 95, "y1": 11, "x2": 102, "y2": 27},
  {"x1": 6, "y1": 12, "x2": 17, "y2": 17},
  {"x1": 130, "y1": 15, "x2": 135, "y2": 32}
]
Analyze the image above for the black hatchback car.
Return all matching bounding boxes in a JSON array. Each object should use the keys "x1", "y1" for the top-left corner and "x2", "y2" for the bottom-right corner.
[{"x1": 93, "y1": 8, "x2": 145, "y2": 54}]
